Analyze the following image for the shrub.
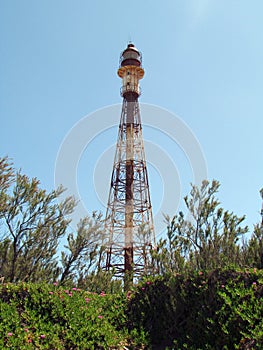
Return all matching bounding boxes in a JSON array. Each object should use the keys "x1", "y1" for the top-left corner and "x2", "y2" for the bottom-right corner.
[
  {"x1": 127, "y1": 269, "x2": 263, "y2": 349},
  {"x1": 0, "y1": 282, "x2": 147, "y2": 349}
]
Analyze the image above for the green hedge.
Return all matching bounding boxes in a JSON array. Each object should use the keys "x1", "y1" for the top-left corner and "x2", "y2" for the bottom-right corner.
[
  {"x1": 0, "y1": 269, "x2": 262, "y2": 349},
  {"x1": 128, "y1": 269, "x2": 263, "y2": 349},
  {"x1": 0, "y1": 283, "x2": 147, "y2": 349}
]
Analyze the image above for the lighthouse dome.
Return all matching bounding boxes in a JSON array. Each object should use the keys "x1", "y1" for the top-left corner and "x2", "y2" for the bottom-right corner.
[{"x1": 120, "y1": 43, "x2": 142, "y2": 67}]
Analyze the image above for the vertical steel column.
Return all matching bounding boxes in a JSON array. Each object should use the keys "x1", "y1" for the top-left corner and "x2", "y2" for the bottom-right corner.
[{"x1": 124, "y1": 97, "x2": 135, "y2": 283}]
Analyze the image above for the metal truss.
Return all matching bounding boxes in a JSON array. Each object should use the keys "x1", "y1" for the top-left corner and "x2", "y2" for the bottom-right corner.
[{"x1": 104, "y1": 99, "x2": 155, "y2": 279}]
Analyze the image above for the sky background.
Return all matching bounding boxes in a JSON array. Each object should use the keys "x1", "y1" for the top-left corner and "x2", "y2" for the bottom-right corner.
[{"x1": 1, "y1": 0, "x2": 263, "y2": 238}]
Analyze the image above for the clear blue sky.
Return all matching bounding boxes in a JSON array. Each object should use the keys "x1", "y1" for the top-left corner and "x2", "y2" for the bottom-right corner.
[{"x1": 1, "y1": 0, "x2": 263, "y2": 237}]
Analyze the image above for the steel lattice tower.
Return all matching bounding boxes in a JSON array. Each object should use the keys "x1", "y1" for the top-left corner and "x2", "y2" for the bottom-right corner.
[{"x1": 104, "y1": 43, "x2": 155, "y2": 288}]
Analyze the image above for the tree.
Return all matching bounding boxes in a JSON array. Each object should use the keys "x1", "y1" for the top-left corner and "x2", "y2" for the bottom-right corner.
[
  {"x1": 0, "y1": 157, "x2": 14, "y2": 214},
  {"x1": 242, "y1": 188, "x2": 263, "y2": 269},
  {"x1": 152, "y1": 215, "x2": 185, "y2": 276},
  {"x1": 244, "y1": 224, "x2": 263, "y2": 269},
  {"x1": 0, "y1": 157, "x2": 125, "y2": 289},
  {"x1": 155, "y1": 180, "x2": 248, "y2": 274},
  {"x1": 60, "y1": 212, "x2": 104, "y2": 285},
  {"x1": 0, "y1": 157, "x2": 76, "y2": 282}
]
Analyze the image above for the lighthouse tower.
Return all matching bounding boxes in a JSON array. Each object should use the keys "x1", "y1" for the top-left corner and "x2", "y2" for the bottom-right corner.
[{"x1": 104, "y1": 43, "x2": 155, "y2": 288}]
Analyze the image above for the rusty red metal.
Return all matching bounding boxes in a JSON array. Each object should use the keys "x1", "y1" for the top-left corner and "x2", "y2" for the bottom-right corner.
[{"x1": 104, "y1": 44, "x2": 155, "y2": 288}]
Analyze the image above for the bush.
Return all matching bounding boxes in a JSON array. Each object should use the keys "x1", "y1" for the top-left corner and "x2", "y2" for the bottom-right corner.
[
  {"x1": 1, "y1": 269, "x2": 262, "y2": 349},
  {"x1": 0, "y1": 282, "x2": 147, "y2": 349},
  {"x1": 127, "y1": 269, "x2": 263, "y2": 349}
]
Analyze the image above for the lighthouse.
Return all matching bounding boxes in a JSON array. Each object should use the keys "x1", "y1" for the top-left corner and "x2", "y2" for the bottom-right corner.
[{"x1": 104, "y1": 44, "x2": 155, "y2": 289}]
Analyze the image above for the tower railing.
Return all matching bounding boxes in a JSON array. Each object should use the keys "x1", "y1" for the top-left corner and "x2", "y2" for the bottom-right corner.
[{"x1": 120, "y1": 85, "x2": 141, "y2": 97}]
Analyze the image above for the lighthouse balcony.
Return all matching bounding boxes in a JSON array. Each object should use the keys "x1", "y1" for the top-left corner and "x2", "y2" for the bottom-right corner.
[{"x1": 120, "y1": 84, "x2": 141, "y2": 96}]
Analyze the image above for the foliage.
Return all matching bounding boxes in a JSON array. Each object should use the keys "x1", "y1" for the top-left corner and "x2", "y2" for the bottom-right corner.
[
  {"x1": 0, "y1": 157, "x2": 14, "y2": 193},
  {"x1": 0, "y1": 169, "x2": 75, "y2": 283},
  {"x1": 1, "y1": 157, "x2": 263, "y2": 348},
  {"x1": 1, "y1": 157, "x2": 263, "y2": 289},
  {"x1": 128, "y1": 269, "x2": 263, "y2": 349},
  {"x1": 243, "y1": 223, "x2": 263, "y2": 269},
  {"x1": 77, "y1": 270, "x2": 123, "y2": 294},
  {"x1": 216, "y1": 270, "x2": 263, "y2": 348},
  {"x1": 60, "y1": 212, "x2": 104, "y2": 285},
  {"x1": 153, "y1": 180, "x2": 249, "y2": 275},
  {"x1": 0, "y1": 157, "x2": 110, "y2": 289},
  {"x1": 0, "y1": 271, "x2": 262, "y2": 349},
  {"x1": 0, "y1": 282, "x2": 147, "y2": 349}
]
